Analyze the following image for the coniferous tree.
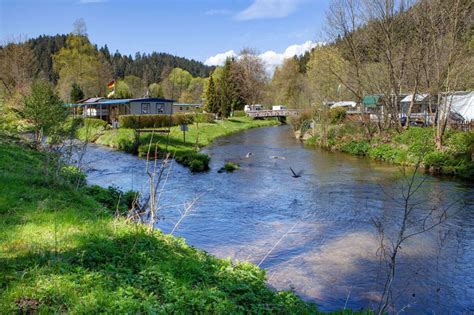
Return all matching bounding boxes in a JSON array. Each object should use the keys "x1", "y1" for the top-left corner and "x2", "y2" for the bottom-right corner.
[
  {"x1": 218, "y1": 59, "x2": 236, "y2": 118},
  {"x1": 204, "y1": 75, "x2": 218, "y2": 114},
  {"x1": 21, "y1": 80, "x2": 67, "y2": 148},
  {"x1": 70, "y1": 82, "x2": 84, "y2": 103}
]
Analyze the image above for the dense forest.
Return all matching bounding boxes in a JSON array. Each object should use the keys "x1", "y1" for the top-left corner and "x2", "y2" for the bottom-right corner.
[{"x1": 26, "y1": 34, "x2": 213, "y2": 84}]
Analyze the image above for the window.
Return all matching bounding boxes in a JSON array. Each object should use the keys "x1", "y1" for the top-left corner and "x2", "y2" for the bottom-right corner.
[
  {"x1": 156, "y1": 103, "x2": 164, "y2": 113},
  {"x1": 180, "y1": 107, "x2": 183, "y2": 111},
  {"x1": 141, "y1": 103, "x2": 150, "y2": 114}
]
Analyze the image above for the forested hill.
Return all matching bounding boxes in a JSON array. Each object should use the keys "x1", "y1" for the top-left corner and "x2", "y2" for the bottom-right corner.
[{"x1": 26, "y1": 34, "x2": 213, "y2": 84}]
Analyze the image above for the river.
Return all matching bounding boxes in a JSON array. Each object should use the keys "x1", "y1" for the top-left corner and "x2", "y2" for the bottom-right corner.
[{"x1": 81, "y1": 125, "x2": 474, "y2": 313}]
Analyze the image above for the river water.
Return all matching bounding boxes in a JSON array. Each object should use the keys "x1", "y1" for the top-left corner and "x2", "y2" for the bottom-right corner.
[{"x1": 81, "y1": 125, "x2": 474, "y2": 313}]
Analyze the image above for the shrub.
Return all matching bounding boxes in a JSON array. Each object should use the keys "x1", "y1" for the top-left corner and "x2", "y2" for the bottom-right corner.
[
  {"x1": 233, "y1": 110, "x2": 245, "y2": 117},
  {"x1": 223, "y1": 162, "x2": 240, "y2": 172},
  {"x1": 329, "y1": 107, "x2": 347, "y2": 124},
  {"x1": 81, "y1": 185, "x2": 137, "y2": 215},
  {"x1": 342, "y1": 140, "x2": 370, "y2": 155},
  {"x1": 76, "y1": 118, "x2": 108, "y2": 141},
  {"x1": 368, "y1": 144, "x2": 405, "y2": 163},
  {"x1": 60, "y1": 165, "x2": 86, "y2": 187},
  {"x1": 195, "y1": 113, "x2": 215, "y2": 123},
  {"x1": 423, "y1": 151, "x2": 449, "y2": 168},
  {"x1": 288, "y1": 110, "x2": 313, "y2": 131},
  {"x1": 175, "y1": 151, "x2": 210, "y2": 172},
  {"x1": 83, "y1": 118, "x2": 108, "y2": 129},
  {"x1": 119, "y1": 113, "x2": 214, "y2": 129},
  {"x1": 444, "y1": 131, "x2": 474, "y2": 156},
  {"x1": 119, "y1": 114, "x2": 172, "y2": 129}
]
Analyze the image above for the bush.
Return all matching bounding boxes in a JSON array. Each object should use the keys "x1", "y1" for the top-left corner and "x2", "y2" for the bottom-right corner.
[
  {"x1": 233, "y1": 110, "x2": 246, "y2": 117},
  {"x1": 76, "y1": 118, "x2": 108, "y2": 141},
  {"x1": 83, "y1": 118, "x2": 108, "y2": 129},
  {"x1": 423, "y1": 151, "x2": 449, "y2": 168},
  {"x1": 368, "y1": 144, "x2": 405, "y2": 163},
  {"x1": 81, "y1": 185, "x2": 137, "y2": 215},
  {"x1": 175, "y1": 151, "x2": 210, "y2": 172},
  {"x1": 223, "y1": 162, "x2": 240, "y2": 172},
  {"x1": 342, "y1": 140, "x2": 370, "y2": 155},
  {"x1": 119, "y1": 113, "x2": 214, "y2": 129},
  {"x1": 444, "y1": 131, "x2": 474, "y2": 156},
  {"x1": 288, "y1": 110, "x2": 313, "y2": 131},
  {"x1": 60, "y1": 165, "x2": 86, "y2": 187},
  {"x1": 424, "y1": 150, "x2": 474, "y2": 178},
  {"x1": 119, "y1": 114, "x2": 172, "y2": 129},
  {"x1": 329, "y1": 107, "x2": 347, "y2": 124}
]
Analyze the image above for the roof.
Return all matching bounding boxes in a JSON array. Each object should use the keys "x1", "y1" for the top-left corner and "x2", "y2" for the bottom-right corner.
[
  {"x1": 70, "y1": 97, "x2": 176, "y2": 107},
  {"x1": 332, "y1": 101, "x2": 357, "y2": 108},
  {"x1": 400, "y1": 94, "x2": 429, "y2": 103},
  {"x1": 173, "y1": 103, "x2": 201, "y2": 106},
  {"x1": 79, "y1": 97, "x2": 104, "y2": 103},
  {"x1": 362, "y1": 95, "x2": 381, "y2": 107}
]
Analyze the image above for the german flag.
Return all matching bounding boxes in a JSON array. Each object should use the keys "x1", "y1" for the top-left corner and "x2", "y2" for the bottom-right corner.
[{"x1": 107, "y1": 80, "x2": 115, "y2": 89}]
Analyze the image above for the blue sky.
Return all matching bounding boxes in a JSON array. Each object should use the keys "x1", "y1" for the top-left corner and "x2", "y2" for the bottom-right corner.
[{"x1": 0, "y1": 0, "x2": 329, "y2": 67}]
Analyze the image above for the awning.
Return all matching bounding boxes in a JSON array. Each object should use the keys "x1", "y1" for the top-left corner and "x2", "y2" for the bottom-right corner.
[
  {"x1": 362, "y1": 95, "x2": 381, "y2": 107},
  {"x1": 400, "y1": 94, "x2": 429, "y2": 103}
]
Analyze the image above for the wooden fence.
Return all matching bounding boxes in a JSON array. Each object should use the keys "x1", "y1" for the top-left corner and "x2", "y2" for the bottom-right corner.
[{"x1": 449, "y1": 120, "x2": 473, "y2": 132}]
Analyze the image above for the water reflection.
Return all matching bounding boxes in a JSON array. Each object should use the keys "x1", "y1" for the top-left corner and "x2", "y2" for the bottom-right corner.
[{"x1": 81, "y1": 125, "x2": 474, "y2": 313}]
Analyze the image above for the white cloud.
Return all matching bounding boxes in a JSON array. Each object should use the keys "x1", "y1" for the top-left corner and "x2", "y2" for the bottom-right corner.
[
  {"x1": 204, "y1": 50, "x2": 237, "y2": 66},
  {"x1": 235, "y1": 0, "x2": 305, "y2": 21},
  {"x1": 205, "y1": 41, "x2": 323, "y2": 74},
  {"x1": 259, "y1": 41, "x2": 322, "y2": 73}
]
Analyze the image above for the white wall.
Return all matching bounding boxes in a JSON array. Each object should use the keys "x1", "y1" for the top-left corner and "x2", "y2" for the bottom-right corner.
[{"x1": 129, "y1": 101, "x2": 173, "y2": 115}]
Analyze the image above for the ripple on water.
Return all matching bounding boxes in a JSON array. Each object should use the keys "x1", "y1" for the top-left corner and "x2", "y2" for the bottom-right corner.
[{"x1": 82, "y1": 125, "x2": 474, "y2": 313}]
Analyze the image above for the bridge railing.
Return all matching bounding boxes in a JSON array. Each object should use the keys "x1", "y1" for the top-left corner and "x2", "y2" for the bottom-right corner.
[{"x1": 246, "y1": 109, "x2": 301, "y2": 118}]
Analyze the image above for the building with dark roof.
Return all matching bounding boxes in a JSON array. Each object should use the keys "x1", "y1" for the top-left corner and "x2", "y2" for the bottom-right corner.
[{"x1": 67, "y1": 97, "x2": 176, "y2": 122}]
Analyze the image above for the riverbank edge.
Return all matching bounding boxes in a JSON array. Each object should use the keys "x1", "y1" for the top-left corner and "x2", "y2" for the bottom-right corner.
[
  {"x1": 77, "y1": 117, "x2": 280, "y2": 172},
  {"x1": 294, "y1": 126, "x2": 474, "y2": 180},
  {"x1": 0, "y1": 138, "x2": 325, "y2": 313}
]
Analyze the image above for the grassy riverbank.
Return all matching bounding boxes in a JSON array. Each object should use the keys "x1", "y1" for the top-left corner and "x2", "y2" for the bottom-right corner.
[
  {"x1": 78, "y1": 117, "x2": 279, "y2": 171},
  {"x1": 0, "y1": 139, "x2": 321, "y2": 313},
  {"x1": 303, "y1": 123, "x2": 474, "y2": 179}
]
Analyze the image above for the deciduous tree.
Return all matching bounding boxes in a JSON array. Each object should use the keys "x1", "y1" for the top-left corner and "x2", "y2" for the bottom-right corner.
[
  {"x1": 53, "y1": 23, "x2": 112, "y2": 101},
  {"x1": 232, "y1": 48, "x2": 267, "y2": 106},
  {"x1": 149, "y1": 83, "x2": 163, "y2": 98}
]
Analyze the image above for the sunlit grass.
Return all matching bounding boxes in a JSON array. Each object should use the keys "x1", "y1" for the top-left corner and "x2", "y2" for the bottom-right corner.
[{"x1": 0, "y1": 142, "x2": 323, "y2": 313}]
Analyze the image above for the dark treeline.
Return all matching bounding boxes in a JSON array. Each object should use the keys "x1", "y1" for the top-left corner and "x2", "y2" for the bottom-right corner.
[{"x1": 25, "y1": 34, "x2": 213, "y2": 84}]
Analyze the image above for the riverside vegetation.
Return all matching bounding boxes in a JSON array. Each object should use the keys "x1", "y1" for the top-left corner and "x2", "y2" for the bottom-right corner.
[
  {"x1": 290, "y1": 111, "x2": 474, "y2": 179},
  {"x1": 0, "y1": 134, "x2": 324, "y2": 314},
  {"x1": 76, "y1": 116, "x2": 279, "y2": 172}
]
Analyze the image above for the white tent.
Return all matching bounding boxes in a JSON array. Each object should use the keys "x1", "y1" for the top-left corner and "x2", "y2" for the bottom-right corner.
[
  {"x1": 443, "y1": 92, "x2": 474, "y2": 121},
  {"x1": 331, "y1": 101, "x2": 357, "y2": 108}
]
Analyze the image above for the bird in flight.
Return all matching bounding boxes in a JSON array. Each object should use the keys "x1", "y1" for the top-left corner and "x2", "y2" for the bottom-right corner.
[{"x1": 290, "y1": 167, "x2": 303, "y2": 178}]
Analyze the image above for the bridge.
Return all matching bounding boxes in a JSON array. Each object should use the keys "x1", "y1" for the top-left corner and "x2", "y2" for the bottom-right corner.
[{"x1": 246, "y1": 109, "x2": 301, "y2": 122}]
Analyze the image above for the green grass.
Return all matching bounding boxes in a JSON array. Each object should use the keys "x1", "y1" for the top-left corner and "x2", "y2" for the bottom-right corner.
[
  {"x1": 0, "y1": 141, "x2": 325, "y2": 313},
  {"x1": 222, "y1": 162, "x2": 240, "y2": 172},
  {"x1": 78, "y1": 117, "x2": 279, "y2": 171}
]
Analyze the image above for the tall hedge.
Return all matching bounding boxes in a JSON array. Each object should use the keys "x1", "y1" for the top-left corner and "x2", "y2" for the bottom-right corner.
[{"x1": 118, "y1": 113, "x2": 214, "y2": 129}]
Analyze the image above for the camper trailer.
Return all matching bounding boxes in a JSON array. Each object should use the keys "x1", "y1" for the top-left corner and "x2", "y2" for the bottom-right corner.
[{"x1": 244, "y1": 104, "x2": 264, "y2": 112}]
